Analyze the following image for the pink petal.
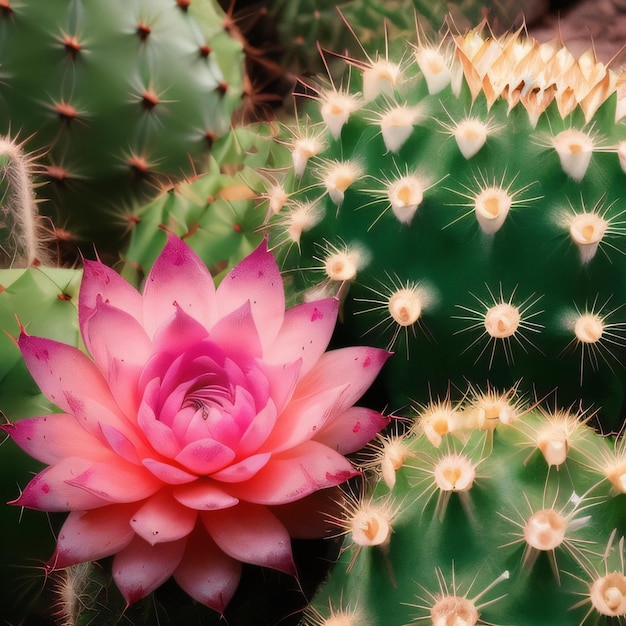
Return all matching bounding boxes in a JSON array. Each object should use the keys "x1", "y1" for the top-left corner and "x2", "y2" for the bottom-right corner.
[
  {"x1": 173, "y1": 481, "x2": 239, "y2": 511},
  {"x1": 100, "y1": 424, "x2": 144, "y2": 465},
  {"x1": 174, "y1": 526, "x2": 242, "y2": 613},
  {"x1": 142, "y1": 459, "x2": 198, "y2": 485},
  {"x1": 208, "y1": 300, "x2": 262, "y2": 360},
  {"x1": 12, "y1": 458, "x2": 111, "y2": 511},
  {"x1": 210, "y1": 452, "x2": 271, "y2": 483},
  {"x1": 130, "y1": 491, "x2": 197, "y2": 545},
  {"x1": 260, "y1": 384, "x2": 348, "y2": 454},
  {"x1": 81, "y1": 299, "x2": 152, "y2": 418},
  {"x1": 215, "y1": 241, "x2": 285, "y2": 351},
  {"x1": 67, "y1": 461, "x2": 162, "y2": 503},
  {"x1": 201, "y1": 502, "x2": 296, "y2": 575},
  {"x1": 236, "y1": 398, "x2": 279, "y2": 459},
  {"x1": 112, "y1": 535, "x2": 187, "y2": 605},
  {"x1": 18, "y1": 334, "x2": 132, "y2": 440},
  {"x1": 174, "y1": 439, "x2": 235, "y2": 475},
  {"x1": 266, "y1": 298, "x2": 339, "y2": 375},
  {"x1": 271, "y1": 487, "x2": 344, "y2": 539},
  {"x1": 80, "y1": 259, "x2": 143, "y2": 328},
  {"x1": 142, "y1": 234, "x2": 217, "y2": 339},
  {"x1": 150, "y1": 304, "x2": 210, "y2": 357},
  {"x1": 226, "y1": 441, "x2": 358, "y2": 505},
  {"x1": 292, "y1": 346, "x2": 391, "y2": 412},
  {"x1": 137, "y1": 379, "x2": 182, "y2": 459},
  {"x1": 261, "y1": 360, "x2": 301, "y2": 416},
  {"x1": 2, "y1": 414, "x2": 111, "y2": 465},
  {"x1": 52, "y1": 504, "x2": 136, "y2": 568},
  {"x1": 315, "y1": 407, "x2": 390, "y2": 454}
]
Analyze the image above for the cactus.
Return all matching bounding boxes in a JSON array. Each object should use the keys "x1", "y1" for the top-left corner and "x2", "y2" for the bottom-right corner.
[
  {"x1": 0, "y1": 265, "x2": 82, "y2": 623},
  {"x1": 0, "y1": 0, "x2": 245, "y2": 262},
  {"x1": 268, "y1": 0, "x2": 550, "y2": 75},
  {"x1": 120, "y1": 124, "x2": 288, "y2": 287},
  {"x1": 259, "y1": 25, "x2": 626, "y2": 432},
  {"x1": 305, "y1": 386, "x2": 626, "y2": 626}
]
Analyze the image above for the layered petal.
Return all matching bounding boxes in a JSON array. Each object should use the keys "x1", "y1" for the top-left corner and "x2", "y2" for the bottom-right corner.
[
  {"x1": 3, "y1": 414, "x2": 110, "y2": 465},
  {"x1": 314, "y1": 406, "x2": 390, "y2": 454},
  {"x1": 52, "y1": 504, "x2": 136, "y2": 568},
  {"x1": 173, "y1": 481, "x2": 239, "y2": 511},
  {"x1": 201, "y1": 502, "x2": 296, "y2": 575},
  {"x1": 226, "y1": 441, "x2": 358, "y2": 505},
  {"x1": 215, "y1": 241, "x2": 285, "y2": 350},
  {"x1": 174, "y1": 526, "x2": 242, "y2": 613},
  {"x1": 142, "y1": 234, "x2": 218, "y2": 338},
  {"x1": 112, "y1": 535, "x2": 187, "y2": 605},
  {"x1": 130, "y1": 491, "x2": 197, "y2": 545},
  {"x1": 265, "y1": 298, "x2": 339, "y2": 375}
]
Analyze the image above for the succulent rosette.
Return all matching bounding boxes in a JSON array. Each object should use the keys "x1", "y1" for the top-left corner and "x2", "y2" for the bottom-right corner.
[{"x1": 2, "y1": 235, "x2": 390, "y2": 612}]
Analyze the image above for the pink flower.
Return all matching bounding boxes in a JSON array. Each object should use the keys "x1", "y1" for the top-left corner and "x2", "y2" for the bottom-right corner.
[{"x1": 3, "y1": 236, "x2": 390, "y2": 612}]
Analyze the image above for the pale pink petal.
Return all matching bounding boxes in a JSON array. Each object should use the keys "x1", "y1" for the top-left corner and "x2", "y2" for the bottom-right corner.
[
  {"x1": 52, "y1": 504, "x2": 136, "y2": 568},
  {"x1": 79, "y1": 259, "x2": 143, "y2": 328},
  {"x1": 260, "y1": 385, "x2": 348, "y2": 454},
  {"x1": 142, "y1": 234, "x2": 217, "y2": 339},
  {"x1": 208, "y1": 300, "x2": 262, "y2": 360},
  {"x1": 2, "y1": 414, "x2": 111, "y2": 465},
  {"x1": 271, "y1": 487, "x2": 343, "y2": 539},
  {"x1": 210, "y1": 452, "x2": 271, "y2": 483},
  {"x1": 201, "y1": 502, "x2": 295, "y2": 575},
  {"x1": 226, "y1": 441, "x2": 358, "y2": 505},
  {"x1": 215, "y1": 241, "x2": 284, "y2": 350},
  {"x1": 174, "y1": 526, "x2": 242, "y2": 613},
  {"x1": 11, "y1": 458, "x2": 111, "y2": 511},
  {"x1": 130, "y1": 491, "x2": 197, "y2": 545},
  {"x1": 67, "y1": 461, "x2": 162, "y2": 503},
  {"x1": 81, "y1": 300, "x2": 152, "y2": 418},
  {"x1": 112, "y1": 535, "x2": 187, "y2": 605},
  {"x1": 292, "y1": 346, "x2": 391, "y2": 412},
  {"x1": 150, "y1": 305, "x2": 210, "y2": 357},
  {"x1": 100, "y1": 424, "x2": 145, "y2": 465},
  {"x1": 236, "y1": 399, "x2": 279, "y2": 459},
  {"x1": 261, "y1": 361, "x2": 301, "y2": 416},
  {"x1": 18, "y1": 334, "x2": 132, "y2": 440},
  {"x1": 173, "y1": 481, "x2": 239, "y2": 511},
  {"x1": 142, "y1": 459, "x2": 198, "y2": 485},
  {"x1": 315, "y1": 407, "x2": 390, "y2": 454},
  {"x1": 265, "y1": 298, "x2": 338, "y2": 375},
  {"x1": 174, "y1": 439, "x2": 235, "y2": 475}
]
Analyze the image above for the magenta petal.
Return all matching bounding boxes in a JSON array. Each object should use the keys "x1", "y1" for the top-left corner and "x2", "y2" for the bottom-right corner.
[
  {"x1": 151, "y1": 305, "x2": 209, "y2": 357},
  {"x1": 174, "y1": 526, "x2": 242, "y2": 613},
  {"x1": 208, "y1": 300, "x2": 262, "y2": 360},
  {"x1": 216, "y1": 241, "x2": 285, "y2": 350},
  {"x1": 315, "y1": 407, "x2": 390, "y2": 454},
  {"x1": 175, "y1": 439, "x2": 235, "y2": 475},
  {"x1": 18, "y1": 334, "x2": 131, "y2": 440},
  {"x1": 293, "y1": 346, "x2": 391, "y2": 412},
  {"x1": 67, "y1": 461, "x2": 162, "y2": 503},
  {"x1": 52, "y1": 505, "x2": 136, "y2": 568},
  {"x1": 80, "y1": 259, "x2": 143, "y2": 329},
  {"x1": 82, "y1": 300, "x2": 152, "y2": 417},
  {"x1": 142, "y1": 234, "x2": 217, "y2": 339},
  {"x1": 130, "y1": 491, "x2": 197, "y2": 545},
  {"x1": 266, "y1": 298, "x2": 339, "y2": 375},
  {"x1": 137, "y1": 379, "x2": 181, "y2": 459},
  {"x1": 3, "y1": 414, "x2": 110, "y2": 465},
  {"x1": 142, "y1": 459, "x2": 198, "y2": 485},
  {"x1": 173, "y1": 481, "x2": 239, "y2": 511},
  {"x1": 210, "y1": 452, "x2": 271, "y2": 483},
  {"x1": 13, "y1": 458, "x2": 110, "y2": 511},
  {"x1": 201, "y1": 502, "x2": 296, "y2": 575},
  {"x1": 112, "y1": 535, "x2": 187, "y2": 605},
  {"x1": 227, "y1": 441, "x2": 358, "y2": 505}
]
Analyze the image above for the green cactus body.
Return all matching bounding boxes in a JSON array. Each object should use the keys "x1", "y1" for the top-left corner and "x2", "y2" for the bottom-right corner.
[
  {"x1": 260, "y1": 27, "x2": 626, "y2": 431},
  {"x1": 0, "y1": 0, "x2": 244, "y2": 260},
  {"x1": 0, "y1": 266, "x2": 82, "y2": 623},
  {"x1": 306, "y1": 390, "x2": 626, "y2": 625},
  {"x1": 121, "y1": 125, "x2": 288, "y2": 287}
]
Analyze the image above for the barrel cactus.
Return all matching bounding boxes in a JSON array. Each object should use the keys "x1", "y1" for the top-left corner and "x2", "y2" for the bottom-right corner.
[
  {"x1": 259, "y1": 24, "x2": 626, "y2": 432},
  {"x1": 305, "y1": 386, "x2": 626, "y2": 626},
  {"x1": 0, "y1": 0, "x2": 245, "y2": 261}
]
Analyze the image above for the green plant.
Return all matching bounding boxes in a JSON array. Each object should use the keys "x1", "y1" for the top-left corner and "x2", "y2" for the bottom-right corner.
[
  {"x1": 0, "y1": 0, "x2": 245, "y2": 262},
  {"x1": 304, "y1": 386, "x2": 626, "y2": 626},
  {"x1": 259, "y1": 25, "x2": 626, "y2": 432}
]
